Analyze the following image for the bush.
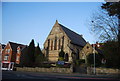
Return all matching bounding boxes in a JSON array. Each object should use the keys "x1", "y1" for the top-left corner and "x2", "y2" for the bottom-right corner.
[
  {"x1": 56, "y1": 64, "x2": 64, "y2": 68},
  {"x1": 35, "y1": 63, "x2": 52, "y2": 68},
  {"x1": 58, "y1": 57, "x2": 64, "y2": 61},
  {"x1": 75, "y1": 59, "x2": 85, "y2": 66},
  {"x1": 87, "y1": 53, "x2": 102, "y2": 67}
]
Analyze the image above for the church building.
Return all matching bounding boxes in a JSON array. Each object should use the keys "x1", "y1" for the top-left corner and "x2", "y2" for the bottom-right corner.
[{"x1": 43, "y1": 20, "x2": 87, "y2": 63}]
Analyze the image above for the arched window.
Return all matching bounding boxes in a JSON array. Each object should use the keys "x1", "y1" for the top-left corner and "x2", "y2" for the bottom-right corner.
[
  {"x1": 51, "y1": 40, "x2": 53, "y2": 50},
  {"x1": 58, "y1": 39, "x2": 61, "y2": 50},
  {"x1": 76, "y1": 49, "x2": 79, "y2": 60},
  {"x1": 62, "y1": 36, "x2": 64, "y2": 49},
  {"x1": 54, "y1": 37, "x2": 57, "y2": 50},
  {"x1": 48, "y1": 39, "x2": 50, "y2": 50}
]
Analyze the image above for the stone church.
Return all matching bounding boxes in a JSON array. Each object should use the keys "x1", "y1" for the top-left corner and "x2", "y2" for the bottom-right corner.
[{"x1": 43, "y1": 20, "x2": 87, "y2": 63}]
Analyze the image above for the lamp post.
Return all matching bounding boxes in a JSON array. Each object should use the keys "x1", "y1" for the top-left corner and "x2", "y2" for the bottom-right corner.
[
  {"x1": 92, "y1": 20, "x2": 96, "y2": 75},
  {"x1": 93, "y1": 44, "x2": 96, "y2": 75}
]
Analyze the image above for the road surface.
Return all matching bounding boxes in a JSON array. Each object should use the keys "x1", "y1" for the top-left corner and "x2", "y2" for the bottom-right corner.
[{"x1": 2, "y1": 71, "x2": 120, "y2": 81}]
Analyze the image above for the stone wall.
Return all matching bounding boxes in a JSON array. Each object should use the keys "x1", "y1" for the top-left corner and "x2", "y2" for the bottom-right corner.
[
  {"x1": 16, "y1": 67, "x2": 120, "y2": 74},
  {"x1": 87, "y1": 67, "x2": 120, "y2": 74},
  {"x1": 16, "y1": 67, "x2": 73, "y2": 73}
]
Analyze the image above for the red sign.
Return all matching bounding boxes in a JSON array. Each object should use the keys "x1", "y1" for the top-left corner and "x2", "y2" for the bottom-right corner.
[{"x1": 2, "y1": 61, "x2": 10, "y2": 63}]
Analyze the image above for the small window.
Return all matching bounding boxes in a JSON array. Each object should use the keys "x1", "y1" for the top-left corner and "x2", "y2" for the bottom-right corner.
[
  {"x1": 8, "y1": 49, "x2": 10, "y2": 53},
  {"x1": 87, "y1": 46, "x2": 89, "y2": 49},
  {"x1": 5, "y1": 49, "x2": 8, "y2": 53},
  {"x1": 5, "y1": 49, "x2": 10, "y2": 53},
  {"x1": 16, "y1": 56, "x2": 19, "y2": 61},
  {"x1": 0, "y1": 46, "x2": 2, "y2": 49},
  {"x1": 17, "y1": 50, "x2": 20, "y2": 54},
  {"x1": 4, "y1": 55, "x2": 9, "y2": 61}
]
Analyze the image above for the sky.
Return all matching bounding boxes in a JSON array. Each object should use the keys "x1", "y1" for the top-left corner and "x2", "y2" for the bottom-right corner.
[
  {"x1": 2, "y1": 2, "x2": 104, "y2": 48},
  {"x1": 2, "y1": 0, "x2": 105, "y2": 2}
]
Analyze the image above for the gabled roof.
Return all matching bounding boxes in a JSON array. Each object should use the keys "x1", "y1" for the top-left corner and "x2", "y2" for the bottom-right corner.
[
  {"x1": 9, "y1": 42, "x2": 26, "y2": 52},
  {"x1": 57, "y1": 21, "x2": 86, "y2": 47}
]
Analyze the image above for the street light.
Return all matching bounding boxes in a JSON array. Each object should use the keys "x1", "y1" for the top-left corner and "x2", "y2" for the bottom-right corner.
[
  {"x1": 93, "y1": 44, "x2": 96, "y2": 75},
  {"x1": 92, "y1": 20, "x2": 96, "y2": 75}
]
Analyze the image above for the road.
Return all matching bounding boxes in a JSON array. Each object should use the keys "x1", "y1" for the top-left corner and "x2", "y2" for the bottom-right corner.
[{"x1": 2, "y1": 71, "x2": 120, "y2": 81}]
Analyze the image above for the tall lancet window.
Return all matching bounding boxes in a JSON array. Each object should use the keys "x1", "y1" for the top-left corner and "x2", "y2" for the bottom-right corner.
[
  {"x1": 54, "y1": 37, "x2": 57, "y2": 50},
  {"x1": 51, "y1": 40, "x2": 53, "y2": 50},
  {"x1": 62, "y1": 36, "x2": 64, "y2": 49},
  {"x1": 58, "y1": 39, "x2": 61, "y2": 50},
  {"x1": 48, "y1": 39, "x2": 50, "y2": 50}
]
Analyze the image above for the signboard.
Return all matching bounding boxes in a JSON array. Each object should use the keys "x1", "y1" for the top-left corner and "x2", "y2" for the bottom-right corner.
[{"x1": 57, "y1": 61, "x2": 65, "y2": 65}]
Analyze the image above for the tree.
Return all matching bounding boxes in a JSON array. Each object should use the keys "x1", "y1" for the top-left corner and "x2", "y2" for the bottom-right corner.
[
  {"x1": 27, "y1": 39, "x2": 35, "y2": 66},
  {"x1": 101, "y1": 2, "x2": 120, "y2": 68},
  {"x1": 34, "y1": 43, "x2": 43, "y2": 57},
  {"x1": 19, "y1": 46, "x2": 29, "y2": 67},
  {"x1": 35, "y1": 43, "x2": 45, "y2": 66},
  {"x1": 87, "y1": 53, "x2": 102, "y2": 67},
  {"x1": 101, "y1": 41, "x2": 119, "y2": 68},
  {"x1": 89, "y1": 9, "x2": 118, "y2": 42},
  {"x1": 101, "y1": 2, "x2": 120, "y2": 48},
  {"x1": 89, "y1": 2, "x2": 120, "y2": 68}
]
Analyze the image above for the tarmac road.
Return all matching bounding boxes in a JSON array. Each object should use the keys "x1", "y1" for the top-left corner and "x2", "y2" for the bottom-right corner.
[{"x1": 2, "y1": 71, "x2": 120, "y2": 81}]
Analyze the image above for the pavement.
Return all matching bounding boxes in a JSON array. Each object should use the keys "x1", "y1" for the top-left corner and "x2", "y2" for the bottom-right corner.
[{"x1": 2, "y1": 71, "x2": 120, "y2": 81}]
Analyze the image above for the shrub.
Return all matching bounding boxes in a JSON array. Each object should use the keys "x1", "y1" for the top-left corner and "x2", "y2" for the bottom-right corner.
[
  {"x1": 87, "y1": 53, "x2": 102, "y2": 67},
  {"x1": 75, "y1": 59, "x2": 85, "y2": 66}
]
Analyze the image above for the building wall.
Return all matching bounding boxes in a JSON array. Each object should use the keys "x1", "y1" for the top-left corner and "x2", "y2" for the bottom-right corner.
[
  {"x1": 0, "y1": 44, "x2": 2, "y2": 63},
  {"x1": 16, "y1": 46, "x2": 21, "y2": 64},
  {"x1": 79, "y1": 43, "x2": 93, "y2": 60},
  {"x1": 44, "y1": 27, "x2": 70, "y2": 62},
  {"x1": 79, "y1": 43, "x2": 99, "y2": 63},
  {"x1": 43, "y1": 23, "x2": 84, "y2": 62},
  {"x1": 2, "y1": 43, "x2": 12, "y2": 62}
]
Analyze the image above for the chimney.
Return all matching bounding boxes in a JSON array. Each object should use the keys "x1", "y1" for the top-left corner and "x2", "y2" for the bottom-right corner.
[{"x1": 80, "y1": 34, "x2": 83, "y2": 37}]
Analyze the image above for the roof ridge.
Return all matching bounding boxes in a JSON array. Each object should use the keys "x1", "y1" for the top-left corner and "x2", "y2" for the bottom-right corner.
[{"x1": 9, "y1": 41, "x2": 26, "y2": 46}]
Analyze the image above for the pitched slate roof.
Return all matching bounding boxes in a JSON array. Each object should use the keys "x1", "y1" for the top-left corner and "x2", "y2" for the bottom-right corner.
[
  {"x1": 9, "y1": 42, "x2": 26, "y2": 52},
  {"x1": 58, "y1": 23, "x2": 87, "y2": 47}
]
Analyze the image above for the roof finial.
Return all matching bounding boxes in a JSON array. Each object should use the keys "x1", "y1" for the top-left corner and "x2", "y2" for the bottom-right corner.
[
  {"x1": 54, "y1": 20, "x2": 59, "y2": 26},
  {"x1": 56, "y1": 20, "x2": 58, "y2": 24}
]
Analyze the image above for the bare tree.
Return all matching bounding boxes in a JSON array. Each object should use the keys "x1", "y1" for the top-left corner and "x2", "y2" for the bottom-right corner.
[{"x1": 89, "y1": 9, "x2": 118, "y2": 42}]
